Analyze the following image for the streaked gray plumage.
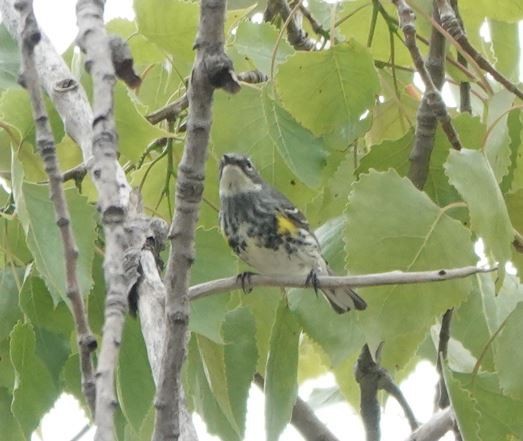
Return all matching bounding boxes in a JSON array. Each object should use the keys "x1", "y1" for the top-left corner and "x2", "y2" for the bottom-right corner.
[{"x1": 218, "y1": 153, "x2": 366, "y2": 313}]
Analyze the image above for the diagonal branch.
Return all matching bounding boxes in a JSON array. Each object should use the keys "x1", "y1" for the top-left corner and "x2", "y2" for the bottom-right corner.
[
  {"x1": 188, "y1": 265, "x2": 495, "y2": 300},
  {"x1": 264, "y1": 0, "x2": 316, "y2": 50},
  {"x1": 15, "y1": 0, "x2": 97, "y2": 414},
  {"x1": 145, "y1": 70, "x2": 266, "y2": 125},
  {"x1": 393, "y1": 0, "x2": 462, "y2": 153},
  {"x1": 151, "y1": 0, "x2": 240, "y2": 438},
  {"x1": 404, "y1": 407, "x2": 454, "y2": 441},
  {"x1": 449, "y1": 0, "x2": 471, "y2": 113},
  {"x1": 253, "y1": 374, "x2": 339, "y2": 441},
  {"x1": 435, "y1": 0, "x2": 523, "y2": 101}
]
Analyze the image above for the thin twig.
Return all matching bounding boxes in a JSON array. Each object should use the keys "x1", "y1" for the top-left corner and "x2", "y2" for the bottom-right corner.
[
  {"x1": 436, "y1": 0, "x2": 523, "y2": 101},
  {"x1": 151, "y1": 0, "x2": 240, "y2": 438},
  {"x1": 146, "y1": 70, "x2": 265, "y2": 125},
  {"x1": 393, "y1": 0, "x2": 462, "y2": 154},
  {"x1": 70, "y1": 424, "x2": 92, "y2": 441},
  {"x1": 435, "y1": 309, "x2": 453, "y2": 409},
  {"x1": 188, "y1": 265, "x2": 495, "y2": 300},
  {"x1": 146, "y1": 94, "x2": 189, "y2": 125},
  {"x1": 76, "y1": 0, "x2": 133, "y2": 438},
  {"x1": 268, "y1": 0, "x2": 316, "y2": 51},
  {"x1": 15, "y1": 0, "x2": 97, "y2": 414}
]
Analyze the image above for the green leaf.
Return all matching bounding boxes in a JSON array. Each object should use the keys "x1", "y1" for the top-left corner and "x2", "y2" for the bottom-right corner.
[
  {"x1": 114, "y1": 83, "x2": 170, "y2": 162},
  {"x1": 117, "y1": 318, "x2": 155, "y2": 432},
  {"x1": 234, "y1": 22, "x2": 294, "y2": 75},
  {"x1": 495, "y1": 302, "x2": 523, "y2": 400},
  {"x1": 240, "y1": 287, "x2": 281, "y2": 375},
  {"x1": 221, "y1": 307, "x2": 258, "y2": 435},
  {"x1": 0, "y1": 24, "x2": 20, "y2": 91},
  {"x1": 445, "y1": 149, "x2": 513, "y2": 272},
  {"x1": 14, "y1": 183, "x2": 96, "y2": 304},
  {"x1": 186, "y1": 336, "x2": 240, "y2": 441},
  {"x1": 211, "y1": 87, "x2": 314, "y2": 209},
  {"x1": 34, "y1": 327, "x2": 70, "y2": 387},
  {"x1": 288, "y1": 216, "x2": 365, "y2": 366},
  {"x1": 0, "y1": 268, "x2": 23, "y2": 341},
  {"x1": 489, "y1": 20, "x2": 520, "y2": 82},
  {"x1": 197, "y1": 335, "x2": 239, "y2": 434},
  {"x1": 190, "y1": 228, "x2": 235, "y2": 343},
  {"x1": 134, "y1": 0, "x2": 198, "y2": 76},
  {"x1": 447, "y1": 369, "x2": 523, "y2": 440},
  {"x1": 9, "y1": 322, "x2": 57, "y2": 438},
  {"x1": 276, "y1": 42, "x2": 379, "y2": 137},
  {"x1": 452, "y1": 278, "x2": 495, "y2": 371},
  {"x1": 0, "y1": 339, "x2": 14, "y2": 390},
  {"x1": 484, "y1": 89, "x2": 515, "y2": 183},
  {"x1": 346, "y1": 169, "x2": 475, "y2": 368},
  {"x1": 265, "y1": 299, "x2": 301, "y2": 441},
  {"x1": 0, "y1": 388, "x2": 24, "y2": 441},
  {"x1": 19, "y1": 272, "x2": 74, "y2": 335},
  {"x1": 212, "y1": 85, "x2": 328, "y2": 189},
  {"x1": 444, "y1": 367, "x2": 482, "y2": 439}
]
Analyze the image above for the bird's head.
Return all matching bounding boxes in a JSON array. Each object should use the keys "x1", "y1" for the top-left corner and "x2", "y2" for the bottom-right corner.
[{"x1": 219, "y1": 153, "x2": 264, "y2": 197}]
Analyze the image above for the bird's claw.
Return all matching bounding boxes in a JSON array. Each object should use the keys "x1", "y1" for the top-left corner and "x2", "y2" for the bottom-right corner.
[
  {"x1": 305, "y1": 270, "x2": 320, "y2": 296},
  {"x1": 236, "y1": 271, "x2": 257, "y2": 294}
]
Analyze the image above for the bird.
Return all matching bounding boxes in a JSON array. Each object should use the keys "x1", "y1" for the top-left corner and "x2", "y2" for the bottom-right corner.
[{"x1": 218, "y1": 153, "x2": 367, "y2": 313}]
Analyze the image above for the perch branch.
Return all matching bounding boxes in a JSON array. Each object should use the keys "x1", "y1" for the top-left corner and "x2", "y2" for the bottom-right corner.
[
  {"x1": 76, "y1": 0, "x2": 134, "y2": 439},
  {"x1": 15, "y1": 0, "x2": 96, "y2": 414},
  {"x1": 152, "y1": 0, "x2": 240, "y2": 438},
  {"x1": 189, "y1": 265, "x2": 495, "y2": 300}
]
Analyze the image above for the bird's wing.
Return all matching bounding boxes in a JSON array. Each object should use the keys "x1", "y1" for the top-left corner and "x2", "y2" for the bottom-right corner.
[{"x1": 268, "y1": 187, "x2": 310, "y2": 230}]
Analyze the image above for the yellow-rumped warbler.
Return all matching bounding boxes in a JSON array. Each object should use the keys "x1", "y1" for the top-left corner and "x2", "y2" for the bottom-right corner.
[{"x1": 218, "y1": 153, "x2": 367, "y2": 313}]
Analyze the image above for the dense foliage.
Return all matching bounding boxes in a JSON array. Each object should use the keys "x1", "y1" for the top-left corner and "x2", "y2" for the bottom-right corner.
[{"x1": 1, "y1": 0, "x2": 523, "y2": 439}]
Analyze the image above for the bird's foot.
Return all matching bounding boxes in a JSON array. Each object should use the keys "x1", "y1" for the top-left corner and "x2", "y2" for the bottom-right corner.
[
  {"x1": 305, "y1": 269, "x2": 320, "y2": 296},
  {"x1": 236, "y1": 271, "x2": 257, "y2": 294}
]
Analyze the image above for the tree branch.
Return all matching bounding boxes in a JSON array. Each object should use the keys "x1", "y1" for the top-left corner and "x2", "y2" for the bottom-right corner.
[
  {"x1": 15, "y1": 0, "x2": 96, "y2": 414},
  {"x1": 393, "y1": 0, "x2": 462, "y2": 154},
  {"x1": 188, "y1": 265, "x2": 495, "y2": 300},
  {"x1": 0, "y1": 0, "x2": 93, "y2": 161},
  {"x1": 404, "y1": 407, "x2": 454, "y2": 441},
  {"x1": 356, "y1": 344, "x2": 419, "y2": 440},
  {"x1": 145, "y1": 70, "x2": 265, "y2": 125},
  {"x1": 254, "y1": 374, "x2": 339, "y2": 441},
  {"x1": 152, "y1": 0, "x2": 240, "y2": 438},
  {"x1": 436, "y1": 0, "x2": 523, "y2": 101},
  {"x1": 407, "y1": 1, "x2": 446, "y2": 189},
  {"x1": 435, "y1": 309, "x2": 453, "y2": 409},
  {"x1": 124, "y1": 195, "x2": 199, "y2": 440},
  {"x1": 355, "y1": 345, "x2": 382, "y2": 441},
  {"x1": 264, "y1": 0, "x2": 316, "y2": 50},
  {"x1": 76, "y1": 0, "x2": 134, "y2": 439},
  {"x1": 449, "y1": 0, "x2": 471, "y2": 113}
]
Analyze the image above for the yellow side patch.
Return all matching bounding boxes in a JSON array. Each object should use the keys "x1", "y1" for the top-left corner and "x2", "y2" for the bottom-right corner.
[{"x1": 276, "y1": 214, "x2": 299, "y2": 235}]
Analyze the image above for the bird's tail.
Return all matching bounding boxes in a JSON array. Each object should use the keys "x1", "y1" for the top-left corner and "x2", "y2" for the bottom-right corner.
[{"x1": 320, "y1": 267, "x2": 367, "y2": 314}]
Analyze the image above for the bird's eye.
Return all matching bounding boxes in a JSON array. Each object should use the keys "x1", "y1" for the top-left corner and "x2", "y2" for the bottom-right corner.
[{"x1": 244, "y1": 160, "x2": 253, "y2": 171}]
